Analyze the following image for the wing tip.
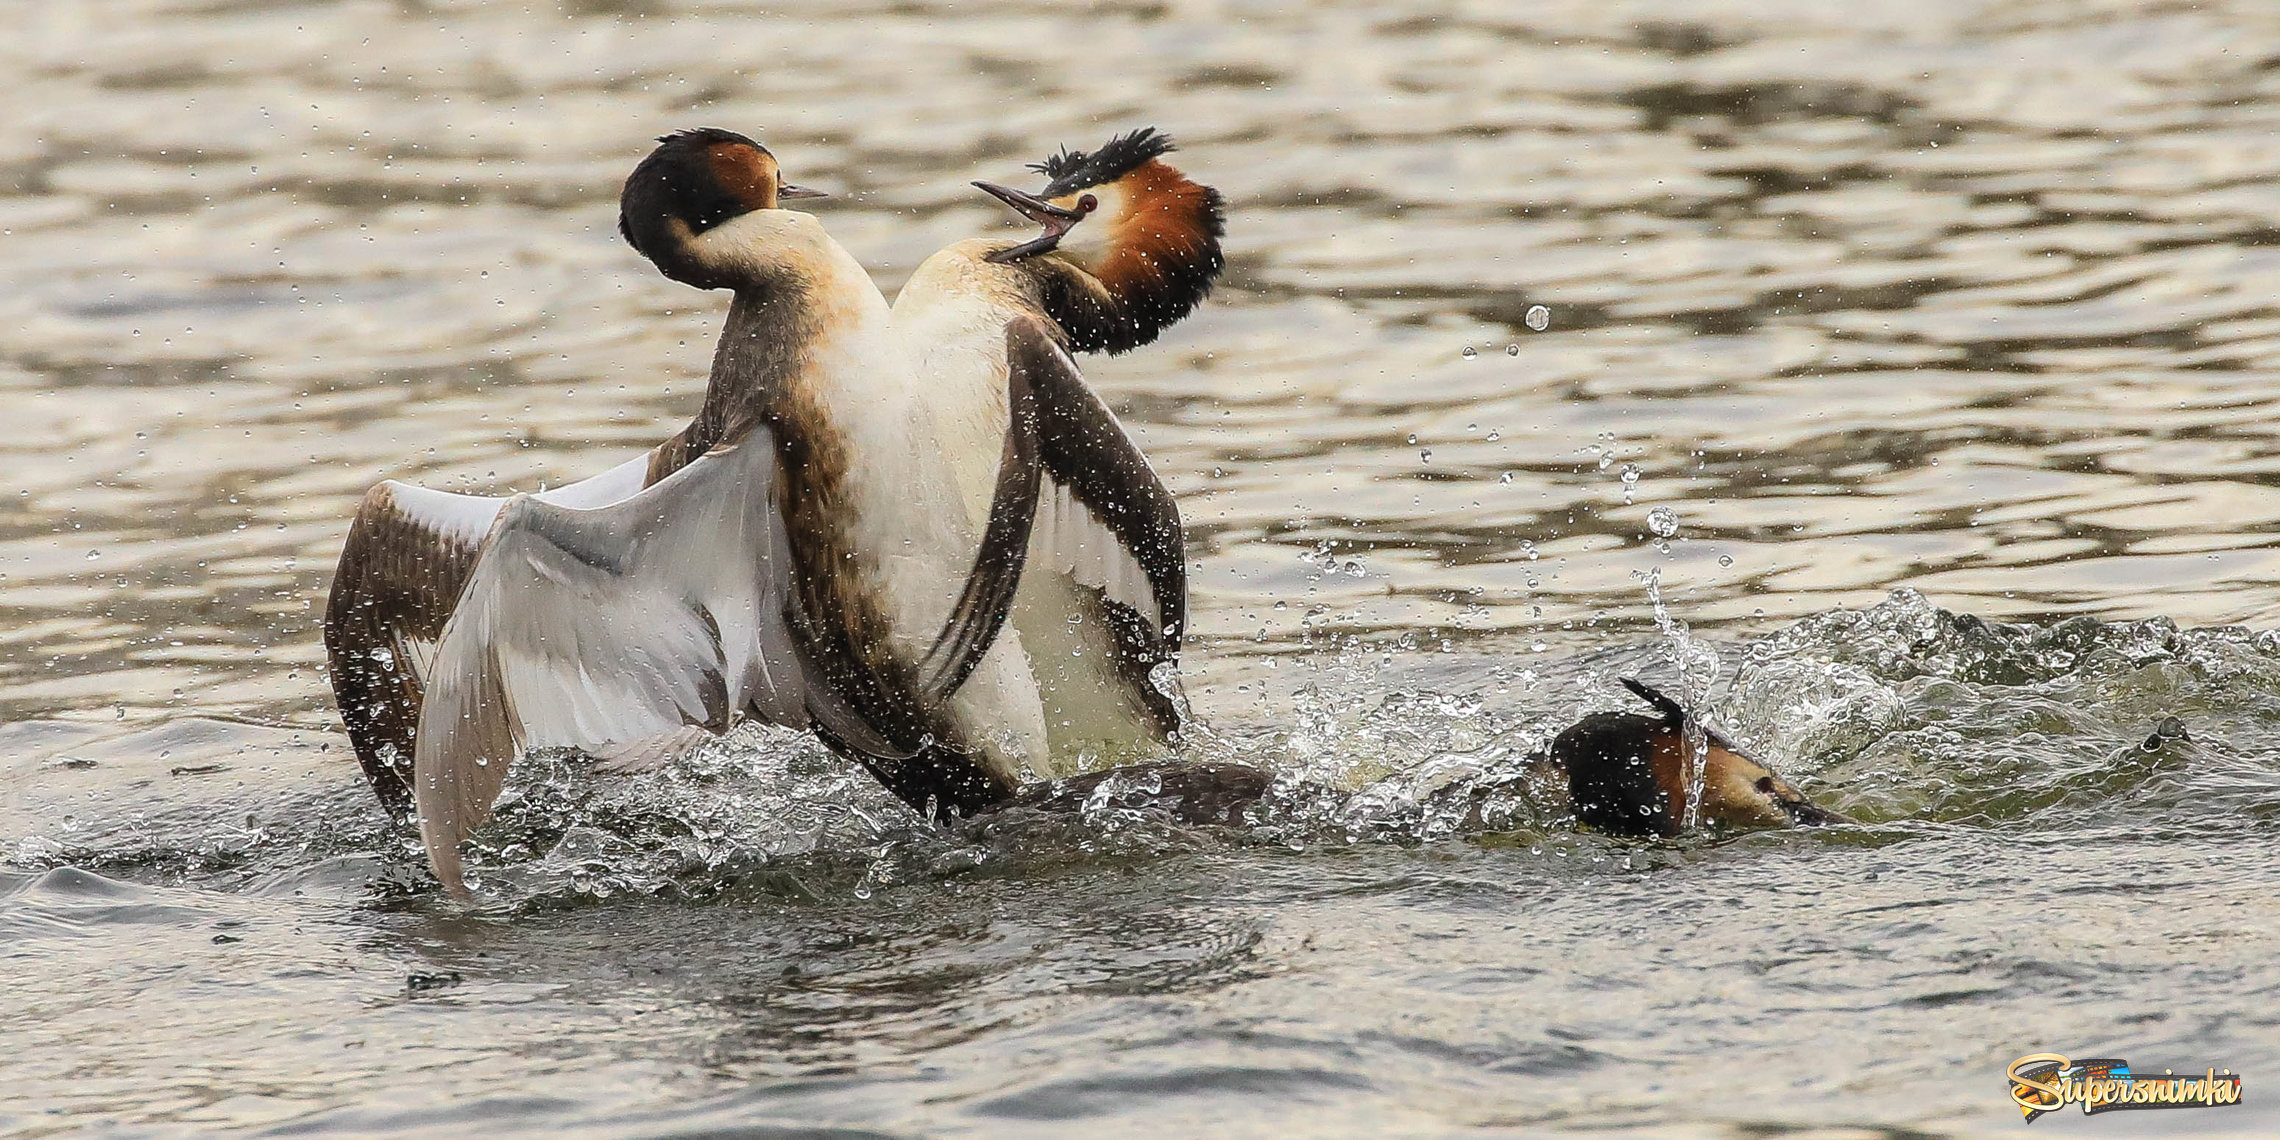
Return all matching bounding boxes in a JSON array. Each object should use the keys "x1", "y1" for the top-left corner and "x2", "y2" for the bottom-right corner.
[{"x1": 418, "y1": 809, "x2": 476, "y2": 899}]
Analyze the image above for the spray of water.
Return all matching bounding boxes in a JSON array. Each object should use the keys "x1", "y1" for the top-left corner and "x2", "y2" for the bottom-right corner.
[{"x1": 1641, "y1": 566, "x2": 1720, "y2": 828}]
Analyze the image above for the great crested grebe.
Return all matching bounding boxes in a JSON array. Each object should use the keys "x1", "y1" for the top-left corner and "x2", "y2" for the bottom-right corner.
[
  {"x1": 323, "y1": 131, "x2": 832, "y2": 820},
  {"x1": 891, "y1": 128, "x2": 1225, "y2": 769},
  {"x1": 327, "y1": 129, "x2": 1060, "y2": 894},
  {"x1": 1539, "y1": 679, "x2": 1850, "y2": 836}
]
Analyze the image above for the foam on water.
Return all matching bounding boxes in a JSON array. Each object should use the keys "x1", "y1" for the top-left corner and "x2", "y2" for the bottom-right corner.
[{"x1": 10, "y1": 592, "x2": 2276, "y2": 909}]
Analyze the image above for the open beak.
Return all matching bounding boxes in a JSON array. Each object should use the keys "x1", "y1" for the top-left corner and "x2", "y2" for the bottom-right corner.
[
  {"x1": 778, "y1": 183, "x2": 829, "y2": 201},
  {"x1": 973, "y1": 181, "x2": 1086, "y2": 263}
]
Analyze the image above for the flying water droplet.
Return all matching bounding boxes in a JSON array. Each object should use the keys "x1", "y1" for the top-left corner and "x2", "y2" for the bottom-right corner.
[
  {"x1": 1647, "y1": 506, "x2": 1678, "y2": 538},
  {"x1": 1525, "y1": 305, "x2": 1551, "y2": 332},
  {"x1": 1718, "y1": 554, "x2": 1735, "y2": 568},
  {"x1": 1460, "y1": 346, "x2": 1477, "y2": 359},
  {"x1": 1506, "y1": 343, "x2": 1520, "y2": 356}
]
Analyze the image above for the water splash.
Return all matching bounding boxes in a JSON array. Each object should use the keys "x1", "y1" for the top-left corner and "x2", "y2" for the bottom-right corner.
[{"x1": 1639, "y1": 566, "x2": 1721, "y2": 829}]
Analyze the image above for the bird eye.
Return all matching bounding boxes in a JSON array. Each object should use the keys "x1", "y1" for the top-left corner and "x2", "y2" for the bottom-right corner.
[{"x1": 1077, "y1": 194, "x2": 1099, "y2": 214}]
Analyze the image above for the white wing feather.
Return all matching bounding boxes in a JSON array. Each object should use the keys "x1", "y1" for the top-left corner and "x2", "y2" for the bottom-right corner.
[
  {"x1": 352, "y1": 454, "x2": 656, "y2": 690},
  {"x1": 412, "y1": 437, "x2": 809, "y2": 895},
  {"x1": 1029, "y1": 476, "x2": 1161, "y2": 633}
]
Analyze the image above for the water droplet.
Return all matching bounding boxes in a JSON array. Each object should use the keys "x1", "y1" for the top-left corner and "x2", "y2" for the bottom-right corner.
[
  {"x1": 1497, "y1": 471, "x2": 1514, "y2": 484},
  {"x1": 1460, "y1": 346, "x2": 1477, "y2": 359},
  {"x1": 84, "y1": 550, "x2": 100, "y2": 561},
  {"x1": 1647, "y1": 506, "x2": 1678, "y2": 538},
  {"x1": 1506, "y1": 343, "x2": 1520, "y2": 356},
  {"x1": 1718, "y1": 554, "x2": 1734, "y2": 567},
  {"x1": 1486, "y1": 429, "x2": 1501, "y2": 441},
  {"x1": 1418, "y1": 448, "x2": 1432, "y2": 463},
  {"x1": 1525, "y1": 305, "x2": 1551, "y2": 331}
]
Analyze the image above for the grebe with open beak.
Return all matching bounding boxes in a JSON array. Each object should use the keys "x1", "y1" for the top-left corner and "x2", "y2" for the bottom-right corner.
[
  {"x1": 325, "y1": 129, "x2": 1056, "y2": 893},
  {"x1": 890, "y1": 128, "x2": 1225, "y2": 769}
]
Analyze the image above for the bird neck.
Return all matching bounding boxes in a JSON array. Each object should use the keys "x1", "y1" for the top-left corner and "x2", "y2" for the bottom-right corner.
[{"x1": 675, "y1": 212, "x2": 893, "y2": 456}]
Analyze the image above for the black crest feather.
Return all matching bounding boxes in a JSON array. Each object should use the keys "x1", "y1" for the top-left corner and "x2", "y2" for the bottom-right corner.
[
  {"x1": 651, "y1": 126, "x2": 766, "y2": 153},
  {"x1": 1621, "y1": 677, "x2": 1688, "y2": 726},
  {"x1": 1030, "y1": 127, "x2": 1178, "y2": 197}
]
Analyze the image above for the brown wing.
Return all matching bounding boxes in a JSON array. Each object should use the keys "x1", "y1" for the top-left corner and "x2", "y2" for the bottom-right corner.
[
  {"x1": 323, "y1": 482, "x2": 496, "y2": 817},
  {"x1": 1007, "y1": 317, "x2": 1185, "y2": 646},
  {"x1": 322, "y1": 455, "x2": 654, "y2": 817},
  {"x1": 1004, "y1": 316, "x2": 1187, "y2": 736}
]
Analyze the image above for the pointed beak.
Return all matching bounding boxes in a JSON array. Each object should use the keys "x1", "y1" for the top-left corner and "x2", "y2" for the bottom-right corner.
[
  {"x1": 973, "y1": 180, "x2": 1087, "y2": 263},
  {"x1": 778, "y1": 183, "x2": 829, "y2": 201},
  {"x1": 1773, "y1": 784, "x2": 1853, "y2": 827},
  {"x1": 1741, "y1": 762, "x2": 1854, "y2": 829}
]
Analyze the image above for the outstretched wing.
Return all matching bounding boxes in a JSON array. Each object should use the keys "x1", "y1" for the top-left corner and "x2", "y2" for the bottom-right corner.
[
  {"x1": 979, "y1": 316, "x2": 1186, "y2": 739},
  {"x1": 1005, "y1": 316, "x2": 1186, "y2": 647},
  {"x1": 323, "y1": 455, "x2": 652, "y2": 816},
  {"x1": 412, "y1": 434, "x2": 853, "y2": 894}
]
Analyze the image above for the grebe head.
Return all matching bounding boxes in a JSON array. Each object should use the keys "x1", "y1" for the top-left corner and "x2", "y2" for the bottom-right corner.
[
  {"x1": 1560, "y1": 679, "x2": 1851, "y2": 838},
  {"x1": 618, "y1": 127, "x2": 828, "y2": 290},
  {"x1": 969, "y1": 127, "x2": 1225, "y2": 353}
]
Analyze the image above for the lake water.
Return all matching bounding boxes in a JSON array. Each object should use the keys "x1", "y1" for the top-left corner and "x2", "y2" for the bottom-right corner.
[{"x1": 6, "y1": 0, "x2": 2280, "y2": 1135}]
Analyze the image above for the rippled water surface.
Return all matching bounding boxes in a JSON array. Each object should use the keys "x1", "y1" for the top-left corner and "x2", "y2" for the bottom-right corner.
[{"x1": 8, "y1": 0, "x2": 2280, "y2": 1136}]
